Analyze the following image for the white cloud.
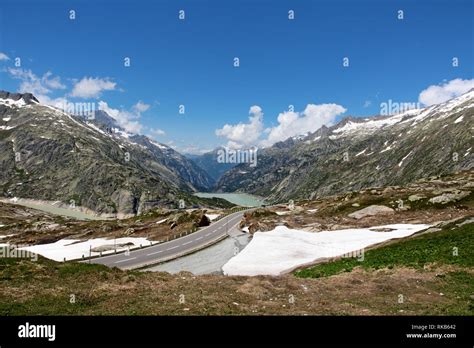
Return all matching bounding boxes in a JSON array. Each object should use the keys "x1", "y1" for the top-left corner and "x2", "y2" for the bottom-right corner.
[
  {"x1": 35, "y1": 94, "x2": 70, "y2": 109},
  {"x1": 0, "y1": 52, "x2": 10, "y2": 61},
  {"x1": 70, "y1": 77, "x2": 116, "y2": 98},
  {"x1": 215, "y1": 103, "x2": 346, "y2": 149},
  {"x1": 98, "y1": 100, "x2": 152, "y2": 134},
  {"x1": 261, "y1": 103, "x2": 346, "y2": 147},
  {"x1": 7, "y1": 68, "x2": 65, "y2": 96},
  {"x1": 133, "y1": 100, "x2": 150, "y2": 113},
  {"x1": 215, "y1": 105, "x2": 264, "y2": 149},
  {"x1": 42, "y1": 71, "x2": 66, "y2": 90},
  {"x1": 418, "y1": 78, "x2": 474, "y2": 106},
  {"x1": 178, "y1": 146, "x2": 213, "y2": 155},
  {"x1": 147, "y1": 127, "x2": 166, "y2": 137}
]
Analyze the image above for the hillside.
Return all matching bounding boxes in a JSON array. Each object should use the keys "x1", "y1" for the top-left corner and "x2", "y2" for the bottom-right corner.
[
  {"x1": 215, "y1": 90, "x2": 474, "y2": 202},
  {"x1": 0, "y1": 217, "x2": 471, "y2": 315},
  {"x1": 0, "y1": 91, "x2": 215, "y2": 217},
  {"x1": 186, "y1": 147, "x2": 236, "y2": 183},
  {"x1": 0, "y1": 170, "x2": 472, "y2": 315}
]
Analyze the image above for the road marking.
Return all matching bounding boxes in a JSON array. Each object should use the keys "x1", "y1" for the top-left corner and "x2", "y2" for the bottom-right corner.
[
  {"x1": 147, "y1": 250, "x2": 163, "y2": 256},
  {"x1": 88, "y1": 210, "x2": 252, "y2": 266},
  {"x1": 114, "y1": 257, "x2": 136, "y2": 264}
]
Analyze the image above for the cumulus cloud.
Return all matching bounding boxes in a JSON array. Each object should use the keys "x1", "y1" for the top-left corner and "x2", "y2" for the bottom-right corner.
[
  {"x1": 36, "y1": 94, "x2": 71, "y2": 109},
  {"x1": 70, "y1": 77, "x2": 116, "y2": 98},
  {"x1": 215, "y1": 103, "x2": 346, "y2": 148},
  {"x1": 215, "y1": 105, "x2": 264, "y2": 149},
  {"x1": 147, "y1": 127, "x2": 166, "y2": 137},
  {"x1": 0, "y1": 52, "x2": 10, "y2": 61},
  {"x1": 418, "y1": 78, "x2": 474, "y2": 106},
  {"x1": 262, "y1": 103, "x2": 346, "y2": 147},
  {"x1": 7, "y1": 68, "x2": 65, "y2": 97},
  {"x1": 178, "y1": 145, "x2": 213, "y2": 155},
  {"x1": 98, "y1": 100, "x2": 150, "y2": 134},
  {"x1": 133, "y1": 100, "x2": 150, "y2": 113}
]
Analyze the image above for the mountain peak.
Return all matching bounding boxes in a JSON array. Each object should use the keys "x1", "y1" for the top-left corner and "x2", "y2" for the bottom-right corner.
[{"x1": 0, "y1": 90, "x2": 39, "y2": 105}]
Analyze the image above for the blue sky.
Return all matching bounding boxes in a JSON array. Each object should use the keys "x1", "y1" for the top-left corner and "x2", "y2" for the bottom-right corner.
[{"x1": 0, "y1": 0, "x2": 473, "y2": 153}]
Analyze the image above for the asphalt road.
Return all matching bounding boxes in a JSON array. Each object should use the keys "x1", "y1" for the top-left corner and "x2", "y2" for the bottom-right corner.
[{"x1": 89, "y1": 209, "x2": 248, "y2": 270}]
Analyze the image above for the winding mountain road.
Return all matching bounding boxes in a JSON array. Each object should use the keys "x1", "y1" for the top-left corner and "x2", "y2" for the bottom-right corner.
[{"x1": 89, "y1": 209, "x2": 249, "y2": 270}]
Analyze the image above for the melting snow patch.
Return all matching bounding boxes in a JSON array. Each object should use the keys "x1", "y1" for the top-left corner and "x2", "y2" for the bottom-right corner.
[
  {"x1": 17, "y1": 237, "x2": 157, "y2": 262},
  {"x1": 454, "y1": 116, "x2": 464, "y2": 124},
  {"x1": 0, "y1": 98, "x2": 26, "y2": 107},
  {"x1": 86, "y1": 122, "x2": 108, "y2": 136},
  {"x1": 380, "y1": 145, "x2": 392, "y2": 153},
  {"x1": 205, "y1": 214, "x2": 221, "y2": 221},
  {"x1": 149, "y1": 140, "x2": 168, "y2": 150},
  {"x1": 222, "y1": 224, "x2": 430, "y2": 276},
  {"x1": 398, "y1": 151, "x2": 413, "y2": 167}
]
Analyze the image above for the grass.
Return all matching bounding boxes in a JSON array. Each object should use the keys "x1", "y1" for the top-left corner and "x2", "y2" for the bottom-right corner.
[
  {"x1": 0, "y1": 222, "x2": 473, "y2": 315},
  {"x1": 295, "y1": 219, "x2": 474, "y2": 279}
]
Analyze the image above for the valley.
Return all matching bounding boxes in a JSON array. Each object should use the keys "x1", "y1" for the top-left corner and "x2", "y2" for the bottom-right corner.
[
  {"x1": 0, "y1": 89, "x2": 472, "y2": 316},
  {"x1": 0, "y1": 178, "x2": 472, "y2": 314},
  {"x1": 0, "y1": 1, "x2": 472, "y2": 345}
]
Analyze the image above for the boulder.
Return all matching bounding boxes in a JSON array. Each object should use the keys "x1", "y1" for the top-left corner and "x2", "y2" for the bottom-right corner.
[
  {"x1": 429, "y1": 191, "x2": 470, "y2": 204},
  {"x1": 348, "y1": 205, "x2": 395, "y2": 220},
  {"x1": 408, "y1": 194, "x2": 424, "y2": 202}
]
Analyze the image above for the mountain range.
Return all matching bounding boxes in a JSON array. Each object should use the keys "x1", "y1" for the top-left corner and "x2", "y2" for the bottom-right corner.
[
  {"x1": 214, "y1": 90, "x2": 473, "y2": 202},
  {"x1": 186, "y1": 147, "x2": 237, "y2": 183},
  {"x1": 0, "y1": 91, "x2": 214, "y2": 217},
  {"x1": 0, "y1": 89, "x2": 472, "y2": 216}
]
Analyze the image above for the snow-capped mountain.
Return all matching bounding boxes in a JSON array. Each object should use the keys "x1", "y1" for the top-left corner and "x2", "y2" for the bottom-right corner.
[
  {"x1": 0, "y1": 91, "x2": 214, "y2": 215},
  {"x1": 215, "y1": 90, "x2": 473, "y2": 201}
]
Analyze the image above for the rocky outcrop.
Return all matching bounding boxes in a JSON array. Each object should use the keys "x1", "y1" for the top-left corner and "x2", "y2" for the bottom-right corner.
[{"x1": 429, "y1": 191, "x2": 470, "y2": 204}]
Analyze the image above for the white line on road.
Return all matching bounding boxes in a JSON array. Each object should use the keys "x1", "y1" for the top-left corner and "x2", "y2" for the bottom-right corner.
[
  {"x1": 114, "y1": 257, "x2": 136, "y2": 264},
  {"x1": 147, "y1": 250, "x2": 164, "y2": 256},
  {"x1": 87, "y1": 209, "x2": 253, "y2": 267}
]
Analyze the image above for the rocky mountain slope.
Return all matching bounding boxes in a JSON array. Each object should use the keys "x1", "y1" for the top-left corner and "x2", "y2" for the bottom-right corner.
[
  {"x1": 0, "y1": 91, "x2": 214, "y2": 216},
  {"x1": 187, "y1": 147, "x2": 237, "y2": 183},
  {"x1": 215, "y1": 90, "x2": 474, "y2": 203}
]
